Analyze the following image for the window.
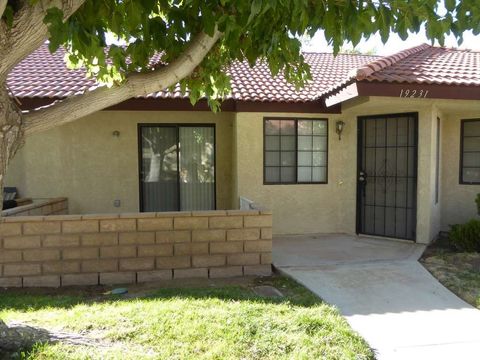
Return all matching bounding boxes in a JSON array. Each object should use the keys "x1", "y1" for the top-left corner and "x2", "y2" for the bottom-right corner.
[
  {"x1": 264, "y1": 118, "x2": 328, "y2": 184},
  {"x1": 139, "y1": 124, "x2": 215, "y2": 212},
  {"x1": 460, "y1": 119, "x2": 480, "y2": 184}
]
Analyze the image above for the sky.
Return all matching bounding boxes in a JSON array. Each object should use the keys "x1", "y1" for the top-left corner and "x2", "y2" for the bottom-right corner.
[
  {"x1": 302, "y1": 28, "x2": 480, "y2": 56},
  {"x1": 302, "y1": 0, "x2": 480, "y2": 56}
]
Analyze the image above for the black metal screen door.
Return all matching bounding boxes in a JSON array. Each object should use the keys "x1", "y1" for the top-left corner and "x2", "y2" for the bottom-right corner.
[{"x1": 357, "y1": 113, "x2": 418, "y2": 240}]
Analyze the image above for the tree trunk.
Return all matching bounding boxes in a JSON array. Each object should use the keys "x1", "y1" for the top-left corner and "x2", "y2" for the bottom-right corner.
[
  {"x1": 0, "y1": 28, "x2": 220, "y2": 217},
  {"x1": 0, "y1": 84, "x2": 25, "y2": 209},
  {"x1": 24, "y1": 29, "x2": 222, "y2": 134}
]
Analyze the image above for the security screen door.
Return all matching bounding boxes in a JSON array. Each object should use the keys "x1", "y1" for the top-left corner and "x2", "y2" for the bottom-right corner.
[
  {"x1": 357, "y1": 113, "x2": 418, "y2": 241},
  {"x1": 139, "y1": 125, "x2": 215, "y2": 212}
]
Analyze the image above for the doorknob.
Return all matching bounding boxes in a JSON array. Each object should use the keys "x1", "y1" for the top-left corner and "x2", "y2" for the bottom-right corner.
[{"x1": 359, "y1": 171, "x2": 367, "y2": 182}]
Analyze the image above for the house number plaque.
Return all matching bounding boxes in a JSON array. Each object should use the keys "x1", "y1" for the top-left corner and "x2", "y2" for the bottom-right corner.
[{"x1": 399, "y1": 89, "x2": 429, "y2": 98}]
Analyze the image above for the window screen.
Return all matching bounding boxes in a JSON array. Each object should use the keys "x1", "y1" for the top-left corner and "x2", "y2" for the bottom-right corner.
[
  {"x1": 264, "y1": 118, "x2": 328, "y2": 184},
  {"x1": 460, "y1": 119, "x2": 480, "y2": 184}
]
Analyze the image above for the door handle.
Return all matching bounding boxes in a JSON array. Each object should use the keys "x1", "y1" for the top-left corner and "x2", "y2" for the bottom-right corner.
[{"x1": 359, "y1": 171, "x2": 367, "y2": 182}]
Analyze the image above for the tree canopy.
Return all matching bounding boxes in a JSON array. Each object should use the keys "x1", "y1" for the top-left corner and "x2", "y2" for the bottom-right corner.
[
  {"x1": 3, "y1": 0, "x2": 479, "y2": 112},
  {"x1": 0, "y1": 0, "x2": 477, "y2": 204}
]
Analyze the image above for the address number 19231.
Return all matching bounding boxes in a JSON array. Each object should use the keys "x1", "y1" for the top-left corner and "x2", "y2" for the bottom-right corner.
[{"x1": 399, "y1": 89, "x2": 429, "y2": 98}]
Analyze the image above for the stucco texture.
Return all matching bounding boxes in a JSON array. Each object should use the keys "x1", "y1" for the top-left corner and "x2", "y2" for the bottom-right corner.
[
  {"x1": 6, "y1": 98, "x2": 480, "y2": 243},
  {"x1": 234, "y1": 97, "x2": 479, "y2": 243},
  {"x1": 6, "y1": 111, "x2": 235, "y2": 214},
  {"x1": 439, "y1": 101, "x2": 480, "y2": 229},
  {"x1": 234, "y1": 112, "x2": 346, "y2": 235}
]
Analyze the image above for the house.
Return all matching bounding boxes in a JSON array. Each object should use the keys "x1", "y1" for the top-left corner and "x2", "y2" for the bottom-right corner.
[{"x1": 6, "y1": 43, "x2": 480, "y2": 246}]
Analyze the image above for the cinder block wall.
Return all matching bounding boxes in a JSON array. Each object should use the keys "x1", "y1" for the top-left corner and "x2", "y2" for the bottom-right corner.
[
  {"x1": 2, "y1": 198, "x2": 68, "y2": 217},
  {"x1": 0, "y1": 210, "x2": 272, "y2": 288}
]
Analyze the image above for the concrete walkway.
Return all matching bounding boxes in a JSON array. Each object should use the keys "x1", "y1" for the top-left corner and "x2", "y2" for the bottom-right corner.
[{"x1": 274, "y1": 234, "x2": 480, "y2": 360}]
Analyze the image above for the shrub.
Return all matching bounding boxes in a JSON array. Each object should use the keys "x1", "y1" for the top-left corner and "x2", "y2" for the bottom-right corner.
[{"x1": 449, "y1": 219, "x2": 480, "y2": 252}]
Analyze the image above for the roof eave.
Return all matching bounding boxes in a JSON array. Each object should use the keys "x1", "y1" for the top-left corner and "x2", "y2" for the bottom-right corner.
[
  {"x1": 325, "y1": 82, "x2": 359, "y2": 107},
  {"x1": 325, "y1": 80, "x2": 480, "y2": 106}
]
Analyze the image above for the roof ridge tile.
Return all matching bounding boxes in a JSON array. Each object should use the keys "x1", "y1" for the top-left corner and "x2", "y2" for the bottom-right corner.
[{"x1": 352, "y1": 43, "x2": 431, "y2": 80}]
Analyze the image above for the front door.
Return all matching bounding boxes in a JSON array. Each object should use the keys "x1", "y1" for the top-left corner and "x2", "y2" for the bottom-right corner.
[
  {"x1": 138, "y1": 124, "x2": 215, "y2": 212},
  {"x1": 357, "y1": 113, "x2": 418, "y2": 240}
]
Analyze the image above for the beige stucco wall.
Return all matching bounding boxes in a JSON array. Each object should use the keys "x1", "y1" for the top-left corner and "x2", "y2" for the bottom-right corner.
[
  {"x1": 6, "y1": 111, "x2": 235, "y2": 214},
  {"x1": 429, "y1": 106, "x2": 443, "y2": 239},
  {"x1": 345, "y1": 99, "x2": 439, "y2": 244},
  {"x1": 7, "y1": 97, "x2": 480, "y2": 243},
  {"x1": 439, "y1": 101, "x2": 480, "y2": 229},
  {"x1": 235, "y1": 112, "x2": 347, "y2": 235},
  {"x1": 234, "y1": 97, "x2": 459, "y2": 243}
]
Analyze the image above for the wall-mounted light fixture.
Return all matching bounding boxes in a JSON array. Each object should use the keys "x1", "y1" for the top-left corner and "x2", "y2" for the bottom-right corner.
[
  {"x1": 335, "y1": 120, "x2": 345, "y2": 140},
  {"x1": 112, "y1": 130, "x2": 120, "y2": 138}
]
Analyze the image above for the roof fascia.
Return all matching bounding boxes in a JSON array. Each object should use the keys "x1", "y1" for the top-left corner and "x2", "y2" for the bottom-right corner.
[
  {"x1": 325, "y1": 83, "x2": 359, "y2": 107},
  {"x1": 18, "y1": 97, "x2": 341, "y2": 114},
  {"x1": 356, "y1": 81, "x2": 480, "y2": 101},
  {"x1": 324, "y1": 80, "x2": 480, "y2": 108}
]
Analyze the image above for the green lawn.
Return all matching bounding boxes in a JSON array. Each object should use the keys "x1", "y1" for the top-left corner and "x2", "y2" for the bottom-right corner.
[{"x1": 0, "y1": 277, "x2": 373, "y2": 360}]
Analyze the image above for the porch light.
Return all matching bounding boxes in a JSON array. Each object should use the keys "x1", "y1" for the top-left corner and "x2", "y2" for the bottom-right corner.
[{"x1": 335, "y1": 120, "x2": 345, "y2": 140}]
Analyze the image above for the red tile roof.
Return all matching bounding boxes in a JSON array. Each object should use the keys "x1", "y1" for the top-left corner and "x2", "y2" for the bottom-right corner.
[
  {"x1": 323, "y1": 44, "x2": 480, "y2": 97},
  {"x1": 8, "y1": 43, "x2": 480, "y2": 104},
  {"x1": 7, "y1": 44, "x2": 379, "y2": 102},
  {"x1": 363, "y1": 45, "x2": 480, "y2": 86},
  {"x1": 226, "y1": 52, "x2": 379, "y2": 102}
]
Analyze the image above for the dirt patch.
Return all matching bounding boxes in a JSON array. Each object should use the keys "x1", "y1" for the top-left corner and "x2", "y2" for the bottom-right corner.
[
  {"x1": 252, "y1": 285, "x2": 284, "y2": 298},
  {"x1": 0, "y1": 275, "x2": 282, "y2": 301},
  {"x1": 421, "y1": 247, "x2": 480, "y2": 308}
]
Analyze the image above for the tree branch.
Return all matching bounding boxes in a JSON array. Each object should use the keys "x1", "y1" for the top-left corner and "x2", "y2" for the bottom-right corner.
[
  {"x1": 0, "y1": 0, "x2": 7, "y2": 19},
  {"x1": 23, "y1": 29, "x2": 222, "y2": 135},
  {"x1": 0, "y1": 0, "x2": 86, "y2": 79}
]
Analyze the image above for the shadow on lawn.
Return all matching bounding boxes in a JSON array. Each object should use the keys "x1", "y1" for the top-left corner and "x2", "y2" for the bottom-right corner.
[{"x1": 0, "y1": 276, "x2": 322, "y2": 313}]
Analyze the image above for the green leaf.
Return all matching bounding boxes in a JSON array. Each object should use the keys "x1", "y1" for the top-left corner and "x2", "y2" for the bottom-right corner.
[
  {"x1": 444, "y1": 0, "x2": 456, "y2": 12},
  {"x1": 44, "y1": 7, "x2": 67, "y2": 52},
  {"x1": 29, "y1": 0, "x2": 480, "y2": 113},
  {"x1": 2, "y1": 5, "x2": 13, "y2": 28},
  {"x1": 248, "y1": 0, "x2": 262, "y2": 24},
  {"x1": 201, "y1": 4, "x2": 215, "y2": 36},
  {"x1": 43, "y1": 7, "x2": 64, "y2": 26}
]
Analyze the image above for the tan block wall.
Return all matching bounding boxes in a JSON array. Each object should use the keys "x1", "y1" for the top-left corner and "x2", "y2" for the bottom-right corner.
[
  {"x1": 2, "y1": 198, "x2": 68, "y2": 217},
  {"x1": 0, "y1": 210, "x2": 272, "y2": 288},
  {"x1": 6, "y1": 111, "x2": 235, "y2": 214}
]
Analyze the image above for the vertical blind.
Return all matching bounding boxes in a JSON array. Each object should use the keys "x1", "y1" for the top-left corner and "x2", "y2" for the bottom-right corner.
[
  {"x1": 140, "y1": 125, "x2": 215, "y2": 212},
  {"x1": 179, "y1": 127, "x2": 215, "y2": 211}
]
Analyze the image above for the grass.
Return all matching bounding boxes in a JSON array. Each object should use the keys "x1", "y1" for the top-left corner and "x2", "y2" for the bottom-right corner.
[
  {"x1": 0, "y1": 276, "x2": 373, "y2": 360},
  {"x1": 422, "y1": 250, "x2": 480, "y2": 308}
]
